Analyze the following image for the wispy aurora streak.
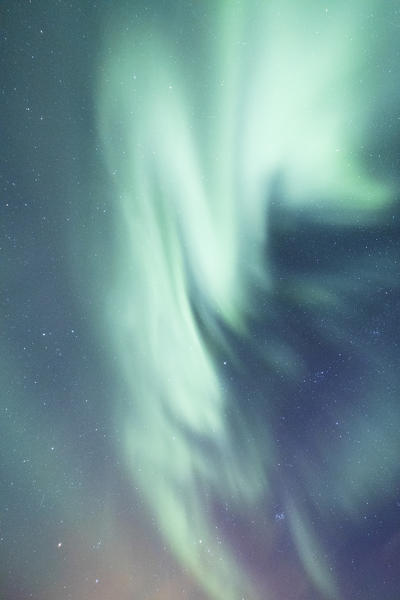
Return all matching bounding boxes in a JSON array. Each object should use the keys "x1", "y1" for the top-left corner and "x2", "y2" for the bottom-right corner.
[{"x1": 97, "y1": 2, "x2": 398, "y2": 598}]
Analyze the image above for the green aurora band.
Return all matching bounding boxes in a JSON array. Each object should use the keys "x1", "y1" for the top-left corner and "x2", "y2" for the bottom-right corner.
[{"x1": 96, "y1": 2, "x2": 400, "y2": 598}]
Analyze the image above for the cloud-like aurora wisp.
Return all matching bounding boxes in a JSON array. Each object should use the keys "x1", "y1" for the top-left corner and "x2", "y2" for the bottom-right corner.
[{"x1": 95, "y1": 2, "x2": 398, "y2": 598}]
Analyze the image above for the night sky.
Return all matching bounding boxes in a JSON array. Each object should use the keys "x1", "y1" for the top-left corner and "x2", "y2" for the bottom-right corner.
[{"x1": 1, "y1": 2, "x2": 400, "y2": 599}]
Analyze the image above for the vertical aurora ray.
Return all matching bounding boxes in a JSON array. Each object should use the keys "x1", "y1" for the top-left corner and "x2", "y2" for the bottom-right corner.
[{"x1": 96, "y1": 2, "x2": 399, "y2": 599}]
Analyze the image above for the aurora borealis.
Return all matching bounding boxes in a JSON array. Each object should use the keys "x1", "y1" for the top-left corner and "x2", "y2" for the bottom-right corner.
[{"x1": 2, "y1": 1, "x2": 400, "y2": 599}]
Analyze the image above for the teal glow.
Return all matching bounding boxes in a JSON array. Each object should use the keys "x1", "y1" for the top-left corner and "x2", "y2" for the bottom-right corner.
[{"x1": 95, "y1": 2, "x2": 398, "y2": 598}]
